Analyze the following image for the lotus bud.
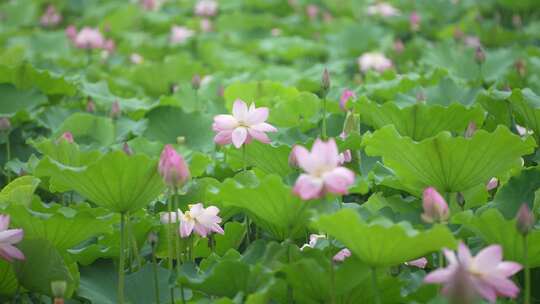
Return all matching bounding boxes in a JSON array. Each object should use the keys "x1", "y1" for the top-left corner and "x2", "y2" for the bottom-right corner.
[
  {"x1": 486, "y1": 177, "x2": 498, "y2": 191},
  {"x1": 306, "y1": 4, "x2": 319, "y2": 21},
  {"x1": 217, "y1": 86, "x2": 224, "y2": 98},
  {"x1": 409, "y1": 11, "x2": 420, "y2": 31},
  {"x1": 475, "y1": 47, "x2": 485, "y2": 65},
  {"x1": 321, "y1": 68, "x2": 330, "y2": 97},
  {"x1": 421, "y1": 187, "x2": 449, "y2": 223},
  {"x1": 333, "y1": 248, "x2": 351, "y2": 262},
  {"x1": 0, "y1": 117, "x2": 11, "y2": 132},
  {"x1": 122, "y1": 142, "x2": 133, "y2": 155},
  {"x1": 405, "y1": 257, "x2": 428, "y2": 268},
  {"x1": 86, "y1": 98, "x2": 96, "y2": 113},
  {"x1": 158, "y1": 144, "x2": 190, "y2": 188},
  {"x1": 51, "y1": 280, "x2": 67, "y2": 303},
  {"x1": 59, "y1": 132, "x2": 74, "y2": 144},
  {"x1": 516, "y1": 204, "x2": 535, "y2": 236},
  {"x1": 110, "y1": 100, "x2": 121, "y2": 119},
  {"x1": 339, "y1": 89, "x2": 356, "y2": 111},
  {"x1": 192, "y1": 74, "x2": 201, "y2": 90},
  {"x1": 464, "y1": 122, "x2": 476, "y2": 138},
  {"x1": 65, "y1": 25, "x2": 77, "y2": 41}
]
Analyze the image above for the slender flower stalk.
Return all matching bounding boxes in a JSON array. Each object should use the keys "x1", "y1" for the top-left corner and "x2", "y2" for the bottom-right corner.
[
  {"x1": 516, "y1": 204, "x2": 535, "y2": 304},
  {"x1": 320, "y1": 68, "x2": 330, "y2": 139},
  {"x1": 118, "y1": 213, "x2": 127, "y2": 304},
  {"x1": 148, "y1": 233, "x2": 160, "y2": 304}
]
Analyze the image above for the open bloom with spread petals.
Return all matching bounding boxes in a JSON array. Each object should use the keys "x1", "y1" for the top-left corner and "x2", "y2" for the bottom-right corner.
[
  {"x1": 421, "y1": 187, "x2": 449, "y2": 223},
  {"x1": 170, "y1": 26, "x2": 194, "y2": 45},
  {"x1": 424, "y1": 242, "x2": 522, "y2": 303},
  {"x1": 339, "y1": 89, "x2": 356, "y2": 111},
  {"x1": 292, "y1": 139, "x2": 355, "y2": 200},
  {"x1": 213, "y1": 99, "x2": 277, "y2": 148},
  {"x1": 158, "y1": 145, "x2": 190, "y2": 188},
  {"x1": 0, "y1": 215, "x2": 25, "y2": 262},
  {"x1": 333, "y1": 248, "x2": 351, "y2": 262},
  {"x1": 179, "y1": 203, "x2": 224, "y2": 238},
  {"x1": 358, "y1": 52, "x2": 393, "y2": 73},
  {"x1": 366, "y1": 3, "x2": 400, "y2": 17},
  {"x1": 406, "y1": 257, "x2": 428, "y2": 268},
  {"x1": 73, "y1": 27, "x2": 105, "y2": 49},
  {"x1": 195, "y1": 0, "x2": 218, "y2": 17}
]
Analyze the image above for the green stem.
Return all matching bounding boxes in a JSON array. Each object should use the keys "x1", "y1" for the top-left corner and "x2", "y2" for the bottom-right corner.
[
  {"x1": 151, "y1": 244, "x2": 160, "y2": 304},
  {"x1": 166, "y1": 193, "x2": 175, "y2": 304},
  {"x1": 118, "y1": 213, "x2": 127, "y2": 304},
  {"x1": 371, "y1": 267, "x2": 381, "y2": 304},
  {"x1": 5, "y1": 131, "x2": 11, "y2": 183},
  {"x1": 329, "y1": 259, "x2": 336, "y2": 304},
  {"x1": 242, "y1": 144, "x2": 247, "y2": 172},
  {"x1": 321, "y1": 98, "x2": 327, "y2": 140},
  {"x1": 287, "y1": 242, "x2": 294, "y2": 303},
  {"x1": 524, "y1": 235, "x2": 530, "y2": 304},
  {"x1": 128, "y1": 216, "x2": 142, "y2": 270}
]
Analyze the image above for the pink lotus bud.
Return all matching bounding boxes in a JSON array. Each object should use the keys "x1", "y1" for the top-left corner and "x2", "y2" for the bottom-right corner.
[
  {"x1": 192, "y1": 74, "x2": 201, "y2": 90},
  {"x1": 339, "y1": 89, "x2": 356, "y2": 111},
  {"x1": 338, "y1": 149, "x2": 352, "y2": 165},
  {"x1": 158, "y1": 144, "x2": 190, "y2": 188},
  {"x1": 405, "y1": 257, "x2": 428, "y2": 268},
  {"x1": 464, "y1": 122, "x2": 476, "y2": 138},
  {"x1": 475, "y1": 47, "x2": 485, "y2": 65},
  {"x1": 110, "y1": 100, "x2": 121, "y2": 119},
  {"x1": 516, "y1": 204, "x2": 535, "y2": 235},
  {"x1": 170, "y1": 25, "x2": 194, "y2": 45},
  {"x1": 306, "y1": 4, "x2": 319, "y2": 21},
  {"x1": 421, "y1": 187, "x2": 449, "y2": 223},
  {"x1": 409, "y1": 11, "x2": 420, "y2": 31},
  {"x1": 200, "y1": 18, "x2": 213, "y2": 32},
  {"x1": 65, "y1": 25, "x2": 77, "y2": 41},
  {"x1": 122, "y1": 142, "x2": 133, "y2": 155},
  {"x1": 59, "y1": 132, "x2": 74, "y2": 144},
  {"x1": 40, "y1": 5, "x2": 62, "y2": 27},
  {"x1": 321, "y1": 68, "x2": 331, "y2": 94},
  {"x1": 486, "y1": 178, "x2": 498, "y2": 191},
  {"x1": 73, "y1": 27, "x2": 105, "y2": 49},
  {"x1": 0, "y1": 117, "x2": 11, "y2": 132},
  {"x1": 194, "y1": 0, "x2": 218, "y2": 17},
  {"x1": 333, "y1": 248, "x2": 351, "y2": 262},
  {"x1": 393, "y1": 39, "x2": 405, "y2": 54}
]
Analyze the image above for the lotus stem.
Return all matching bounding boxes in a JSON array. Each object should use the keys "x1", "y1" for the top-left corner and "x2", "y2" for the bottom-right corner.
[
  {"x1": 371, "y1": 267, "x2": 381, "y2": 304},
  {"x1": 167, "y1": 193, "x2": 175, "y2": 304},
  {"x1": 523, "y1": 235, "x2": 530, "y2": 304},
  {"x1": 150, "y1": 241, "x2": 160, "y2": 304},
  {"x1": 5, "y1": 131, "x2": 11, "y2": 183},
  {"x1": 242, "y1": 144, "x2": 247, "y2": 172},
  {"x1": 321, "y1": 98, "x2": 327, "y2": 140},
  {"x1": 118, "y1": 212, "x2": 127, "y2": 304},
  {"x1": 329, "y1": 259, "x2": 336, "y2": 304}
]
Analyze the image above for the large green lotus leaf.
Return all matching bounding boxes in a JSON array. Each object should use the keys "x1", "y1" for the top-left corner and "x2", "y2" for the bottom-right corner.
[
  {"x1": 36, "y1": 151, "x2": 165, "y2": 213},
  {"x1": 208, "y1": 173, "x2": 311, "y2": 240},
  {"x1": 13, "y1": 238, "x2": 76, "y2": 297},
  {"x1": 79, "y1": 81, "x2": 151, "y2": 114},
  {"x1": 5, "y1": 204, "x2": 114, "y2": 251},
  {"x1": 490, "y1": 167, "x2": 540, "y2": 219},
  {"x1": 32, "y1": 138, "x2": 102, "y2": 167},
  {"x1": 313, "y1": 208, "x2": 456, "y2": 266},
  {"x1": 223, "y1": 81, "x2": 299, "y2": 110},
  {"x1": 362, "y1": 125, "x2": 535, "y2": 194},
  {"x1": 0, "y1": 176, "x2": 40, "y2": 207},
  {"x1": 55, "y1": 113, "x2": 115, "y2": 148},
  {"x1": 257, "y1": 36, "x2": 327, "y2": 63},
  {"x1": 144, "y1": 106, "x2": 214, "y2": 152},
  {"x1": 283, "y1": 249, "x2": 402, "y2": 304},
  {"x1": 225, "y1": 141, "x2": 292, "y2": 177},
  {"x1": 0, "y1": 84, "x2": 47, "y2": 115},
  {"x1": 453, "y1": 209, "x2": 540, "y2": 267},
  {"x1": 509, "y1": 88, "x2": 540, "y2": 143},
  {"x1": 476, "y1": 89, "x2": 512, "y2": 131},
  {"x1": 193, "y1": 222, "x2": 247, "y2": 258},
  {"x1": 357, "y1": 98, "x2": 485, "y2": 140},
  {"x1": 0, "y1": 63, "x2": 77, "y2": 96},
  {"x1": 0, "y1": 260, "x2": 18, "y2": 296}
]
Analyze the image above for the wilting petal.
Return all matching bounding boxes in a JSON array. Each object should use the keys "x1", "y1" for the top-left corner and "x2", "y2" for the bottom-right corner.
[
  {"x1": 213, "y1": 114, "x2": 237, "y2": 131},
  {"x1": 323, "y1": 167, "x2": 355, "y2": 194},
  {"x1": 232, "y1": 127, "x2": 248, "y2": 148},
  {"x1": 293, "y1": 174, "x2": 324, "y2": 200}
]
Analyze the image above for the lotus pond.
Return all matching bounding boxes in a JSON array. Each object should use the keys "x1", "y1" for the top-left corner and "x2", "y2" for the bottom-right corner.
[{"x1": 0, "y1": 0, "x2": 540, "y2": 303}]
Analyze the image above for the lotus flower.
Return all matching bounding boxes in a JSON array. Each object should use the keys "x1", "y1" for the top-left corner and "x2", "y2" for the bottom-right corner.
[
  {"x1": 366, "y1": 3, "x2": 400, "y2": 17},
  {"x1": 424, "y1": 242, "x2": 522, "y2": 303},
  {"x1": 300, "y1": 234, "x2": 326, "y2": 250},
  {"x1": 212, "y1": 99, "x2": 277, "y2": 148},
  {"x1": 421, "y1": 187, "x2": 449, "y2": 223},
  {"x1": 40, "y1": 5, "x2": 62, "y2": 27},
  {"x1": 65, "y1": 25, "x2": 77, "y2": 41},
  {"x1": 179, "y1": 203, "x2": 224, "y2": 238},
  {"x1": 486, "y1": 177, "x2": 498, "y2": 191},
  {"x1": 406, "y1": 257, "x2": 428, "y2": 268},
  {"x1": 140, "y1": 0, "x2": 165, "y2": 11},
  {"x1": 358, "y1": 52, "x2": 393, "y2": 73},
  {"x1": 292, "y1": 138, "x2": 355, "y2": 200},
  {"x1": 59, "y1": 132, "x2": 74, "y2": 144},
  {"x1": 409, "y1": 11, "x2": 421, "y2": 31},
  {"x1": 516, "y1": 203, "x2": 535, "y2": 235},
  {"x1": 333, "y1": 248, "x2": 351, "y2": 262},
  {"x1": 306, "y1": 4, "x2": 319, "y2": 21},
  {"x1": 130, "y1": 53, "x2": 144, "y2": 65},
  {"x1": 194, "y1": 0, "x2": 218, "y2": 17},
  {"x1": 0, "y1": 215, "x2": 25, "y2": 262},
  {"x1": 158, "y1": 145, "x2": 190, "y2": 188},
  {"x1": 170, "y1": 26, "x2": 194, "y2": 45},
  {"x1": 73, "y1": 27, "x2": 105, "y2": 49},
  {"x1": 339, "y1": 89, "x2": 356, "y2": 111}
]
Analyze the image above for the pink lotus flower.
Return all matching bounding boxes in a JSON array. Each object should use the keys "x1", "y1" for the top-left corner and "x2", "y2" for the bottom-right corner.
[
  {"x1": 40, "y1": 5, "x2": 62, "y2": 27},
  {"x1": 170, "y1": 26, "x2": 194, "y2": 45},
  {"x1": 194, "y1": 0, "x2": 218, "y2": 17},
  {"x1": 300, "y1": 234, "x2": 326, "y2": 250},
  {"x1": 212, "y1": 99, "x2": 277, "y2": 148},
  {"x1": 406, "y1": 257, "x2": 428, "y2": 268},
  {"x1": 486, "y1": 177, "x2": 498, "y2": 191},
  {"x1": 158, "y1": 145, "x2": 190, "y2": 188},
  {"x1": 358, "y1": 52, "x2": 393, "y2": 73},
  {"x1": 306, "y1": 4, "x2": 319, "y2": 21},
  {"x1": 130, "y1": 53, "x2": 144, "y2": 64},
  {"x1": 140, "y1": 0, "x2": 165, "y2": 11},
  {"x1": 464, "y1": 36, "x2": 481, "y2": 48},
  {"x1": 292, "y1": 139, "x2": 355, "y2": 200},
  {"x1": 0, "y1": 215, "x2": 25, "y2": 262},
  {"x1": 516, "y1": 203, "x2": 535, "y2": 235},
  {"x1": 179, "y1": 203, "x2": 224, "y2": 238},
  {"x1": 366, "y1": 3, "x2": 400, "y2": 17},
  {"x1": 424, "y1": 242, "x2": 522, "y2": 303},
  {"x1": 339, "y1": 89, "x2": 356, "y2": 111},
  {"x1": 333, "y1": 248, "x2": 351, "y2": 262},
  {"x1": 409, "y1": 11, "x2": 421, "y2": 31},
  {"x1": 73, "y1": 27, "x2": 105, "y2": 49},
  {"x1": 65, "y1": 25, "x2": 77, "y2": 41},
  {"x1": 421, "y1": 187, "x2": 449, "y2": 223},
  {"x1": 59, "y1": 132, "x2": 74, "y2": 144}
]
